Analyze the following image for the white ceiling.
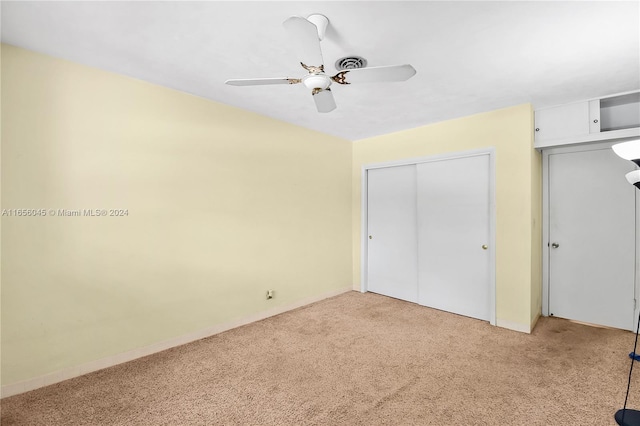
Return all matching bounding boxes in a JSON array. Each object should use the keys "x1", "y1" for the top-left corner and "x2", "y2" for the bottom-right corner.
[{"x1": 2, "y1": 1, "x2": 639, "y2": 141}]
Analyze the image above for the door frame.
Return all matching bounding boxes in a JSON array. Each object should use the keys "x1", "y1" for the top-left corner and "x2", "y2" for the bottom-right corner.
[
  {"x1": 360, "y1": 148, "x2": 497, "y2": 326},
  {"x1": 541, "y1": 140, "x2": 640, "y2": 327}
]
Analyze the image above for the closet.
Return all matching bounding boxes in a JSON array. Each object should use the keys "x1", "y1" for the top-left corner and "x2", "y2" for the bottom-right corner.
[{"x1": 365, "y1": 151, "x2": 494, "y2": 322}]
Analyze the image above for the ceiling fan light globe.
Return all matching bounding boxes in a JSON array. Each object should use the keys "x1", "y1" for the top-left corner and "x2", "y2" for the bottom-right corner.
[{"x1": 302, "y1": 74, "x2": 331, "y2": 90}]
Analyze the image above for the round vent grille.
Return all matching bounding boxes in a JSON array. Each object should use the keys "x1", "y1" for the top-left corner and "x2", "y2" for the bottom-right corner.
[{"x1": 335, "y1": 56, "x2": 367, "y2": 70}]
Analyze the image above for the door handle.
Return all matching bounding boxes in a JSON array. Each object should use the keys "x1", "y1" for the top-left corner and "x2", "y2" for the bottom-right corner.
[
  {"x1": 551, "y1": 242, "x2": 559, "y2": 249},
  {"x1": 482, "y1": 245, "x2": 488, "y2": 250}
]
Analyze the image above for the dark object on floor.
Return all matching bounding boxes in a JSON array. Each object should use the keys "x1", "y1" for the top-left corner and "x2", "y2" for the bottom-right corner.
[
  {"x1": 629, "y1": 352, "x2": 640, "y2": 362},
  {"x1": 617, "y1": 303, "x2": 640, "y2": 425},
  {"x1": 615, "y1": 408, "x2": 640, "y2": 425}
]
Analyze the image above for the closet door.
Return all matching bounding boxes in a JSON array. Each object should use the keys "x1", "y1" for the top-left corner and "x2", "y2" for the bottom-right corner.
[
  {"x1": 416, "y1": 155, "x2": 491, "y2": 320},
  {"x1": 367, "y1": 165, "x2": 418, "y2": 303}
]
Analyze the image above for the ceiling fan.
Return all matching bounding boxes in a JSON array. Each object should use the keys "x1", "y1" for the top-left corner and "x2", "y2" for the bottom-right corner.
[{"x1": 225, "y1": 14, "x2": 417, "y2": 113}]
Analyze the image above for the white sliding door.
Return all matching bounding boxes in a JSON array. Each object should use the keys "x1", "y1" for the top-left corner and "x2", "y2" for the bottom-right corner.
[
  {"x1": 367, "y1": 165, "x2": 419, "y2": 303},
  {"x1": 364, "y1": 151, "x2": 494, "y2": 322},
  {"x1": 416, "y1": 154, "x2": 491, "y2": 321}
]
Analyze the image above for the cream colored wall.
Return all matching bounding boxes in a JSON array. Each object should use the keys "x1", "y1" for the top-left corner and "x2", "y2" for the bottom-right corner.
[
  {"x1": 0, "y1": 45, "x2": 352, "y2": 386},
  {"x1": 352, "y1": 104, "x2": 540, "y2": 331}
]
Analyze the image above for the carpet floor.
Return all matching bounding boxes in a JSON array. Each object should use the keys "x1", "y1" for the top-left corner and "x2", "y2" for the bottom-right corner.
[{"x1": 1, "y1": 291, "x2": 638, "y2": 425}]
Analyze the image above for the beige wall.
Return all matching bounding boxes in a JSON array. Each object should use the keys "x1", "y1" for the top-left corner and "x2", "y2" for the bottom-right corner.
[
  {"x1": 0, "y1": 45, "x2": 352, "y2": 385},
  {"x1": 352, "y1": 104, "x2": 541, "y2": 331},
  {"x1": 1, "y1": 44, "x2": 543, "y2": 388}
]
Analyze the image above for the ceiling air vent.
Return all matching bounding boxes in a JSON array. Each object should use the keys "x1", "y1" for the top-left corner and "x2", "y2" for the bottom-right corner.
[{"x1": 335, "y1": 56, "x2": 368, "y2": 70}]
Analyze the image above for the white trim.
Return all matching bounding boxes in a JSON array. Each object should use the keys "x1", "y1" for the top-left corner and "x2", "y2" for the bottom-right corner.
[
  {"x1": 496, "y1": 318, "x2": 533, "y2": 334},
  {"x1": 359, "y1": 166, "x2": 368, "y2": 294},
  {"x1": 598, "y1": 89, "x2": 640, "y2": 101},
  {"x1": 534, "y1": 127, "x2": 640, "y2": 150},
  {"x1": 360, "y1": 148, "x2": 497, "y2": 326},
  {"x1": 1, "y1": 286, "x2": 353, "y2": 399},
  {"x1": 488, "y1": 150, "x2": 497, "y2": 327},
  {"x1": 361, "y1": 148, "x2": 496, "y2": 172},
  {"x1": 541, "y1": 140, "x2": 640, "y2": 328},
  {"x1": 542, "y1": 148, "x2": 550, "y2": 317}
]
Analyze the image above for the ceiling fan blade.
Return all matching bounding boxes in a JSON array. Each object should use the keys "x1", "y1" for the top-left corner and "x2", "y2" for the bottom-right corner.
[
  {"x1": 283, "y1": 16, "x2": 324, "y2": 69},
  {"x1": 312, "y1": 88, "x2": 336, "y2": 113},
  {"x1": 332, "y1": 64, "x2": 416, "y2": 85},
  {"x1": 225, "y1": 77, "x2": 301, "y2": 86}
]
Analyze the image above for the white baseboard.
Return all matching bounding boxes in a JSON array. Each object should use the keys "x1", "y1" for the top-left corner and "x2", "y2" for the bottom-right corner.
[
  {"x1": 1, "y1": 286, "x2": 353, "y2": 399},
  {"x1": 496, "y1": 318, "x2": 533, "y2": 334}
]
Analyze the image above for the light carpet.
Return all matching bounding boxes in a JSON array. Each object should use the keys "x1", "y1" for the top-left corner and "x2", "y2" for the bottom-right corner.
[{"x1": 1, "y1": 291, "x2": 637, "y2": 425}]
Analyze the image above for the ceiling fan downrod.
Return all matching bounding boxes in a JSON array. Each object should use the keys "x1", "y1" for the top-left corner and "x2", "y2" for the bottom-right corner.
[{"x1": 306, "y1": 14, "x2": 329, "y2": 40}]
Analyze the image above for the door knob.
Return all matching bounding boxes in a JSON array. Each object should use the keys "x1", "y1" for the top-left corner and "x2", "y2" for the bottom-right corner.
[
  {"x1": 369, "y1": 235, "x2": 373, "y2": 240},
  {"x1": 482, "y1": 245, "x2": 488, "y2": 250},
  {"x1": 551, "y1": 242, "x2": 559, "y2": 248}
]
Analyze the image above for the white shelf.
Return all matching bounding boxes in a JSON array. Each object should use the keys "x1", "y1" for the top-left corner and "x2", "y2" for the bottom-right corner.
[{"x1": 534, "y1": 90, "x2": 640, "y2": 150}]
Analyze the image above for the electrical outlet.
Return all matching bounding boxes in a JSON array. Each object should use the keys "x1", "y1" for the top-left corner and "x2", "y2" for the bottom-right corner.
[{"x1": 266, "y1": 290, "x2": 274, "y2": 300}]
